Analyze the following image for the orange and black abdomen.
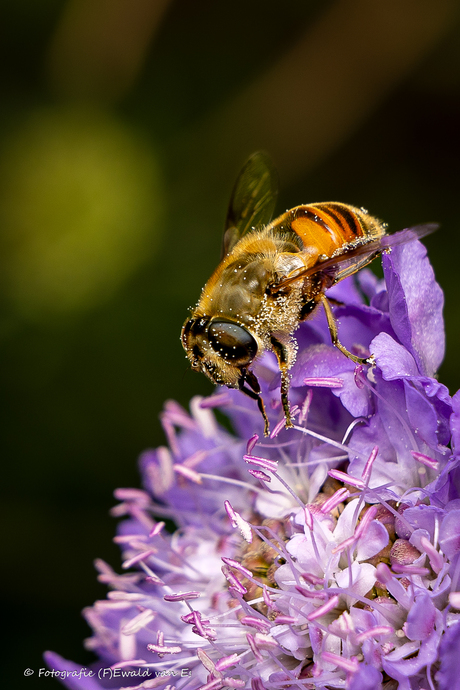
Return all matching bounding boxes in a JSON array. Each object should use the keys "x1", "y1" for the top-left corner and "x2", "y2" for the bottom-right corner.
[{"x1": 283, "y1": 202, "x2": 384, "y2": 258}]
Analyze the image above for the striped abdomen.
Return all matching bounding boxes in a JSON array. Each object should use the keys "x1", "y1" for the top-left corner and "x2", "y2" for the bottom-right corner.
[{"x1": 279, "y1": 202, "x2": 385, "y2": 259}]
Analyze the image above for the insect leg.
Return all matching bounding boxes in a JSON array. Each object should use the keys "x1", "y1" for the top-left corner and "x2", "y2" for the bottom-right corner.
[
  {"x1": 270, "y1": 337, "x2": 294, "y2": 429},
  {"x1": 238, "y1": 375, "x2": 270, "y2": 436},
  {"x1": 320, "y1": 293, "x2": 370, "y2": 364}
]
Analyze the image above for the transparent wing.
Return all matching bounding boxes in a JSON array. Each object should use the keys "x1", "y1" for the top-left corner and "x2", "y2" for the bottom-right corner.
[
  {"x1": 222, "y1": 151, "x2": 278, "y2": 258},
  {"x1": 272, "y1": 223, "x2": 439, "y2": 291}
]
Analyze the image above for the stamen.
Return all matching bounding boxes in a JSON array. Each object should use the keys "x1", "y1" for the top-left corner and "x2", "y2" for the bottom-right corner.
[
  {"x1": 354, "y1": 364, "x2": 365, "y2": 389},
  {"x1": 354, "y1": 505, "x2": 378, "y2": 539},
  {"x1": 199, "y1": 392, "x2": 232, "y2": 408},
  {"x1": 221, "y1": 558, "x2": 253, "y2": 579},
  {"x1": 149, "y1": 522, "x2": 165, "y2": 537},
  {"x1": 222, "y1": 567, "x2": 247, "y2": 595},
  {"x1": 240, "y1": 616, "x2": 271, "y2": 633},
  {"x1": 270, "y1": 417, "x2": 287, "y2": 439},
  {"x1": 243, "y1": 454, "x2": 279, "y2": 472},
  {"x1": 247, "y1": 468, "x2": 271, "y2": 482},
  {"x1": 307, "y1": 594, "x2": 340, "y2": 621},
  {"x1": 331, "y1": 535, "x2": 357, "y2": 555},
  {"x1": 263, "y1": 586, "x2": 275, "y2": 610},
  {"x1": 296, "y1": 586, "x2": 328, "y2": 600},
  {"x1": 303, "y1": 377, "x2": 344, "y2": 388},
  {"x1": 246, "y1": 633, "x2": 263, "y2": 662},
  {"x1": 246, "y1": 434, "x2": 259, "y2": 453},
  {"x1": 299, "y1": 388, "x2": 313, "y2": 423},
  {"x1": 173, "y1": 463, "x2": 203, "y2": 484},
  {"x1": 411, "y1": 450, "x2": 439, "y2": 470},
  {"x1": 361, "y1": 446, "x2": 379, "y2": 483},
  {"x1": 304, "y1": 505, "x2": 314, "y2": 530},
  {"x1": 294, "y1": 426, "x2": 368, "y2": 460},
  {"x1": 355, "y1": 626, "x2": 393, "y2": 643},
  {"x1": 321, "y1": 651, "x2": 359, "y2": 673},
  {"x1": 215, "y1": 654, "x2": 239, "y2": 672},
  {"x1": 223, "y1": 679, "x2": 245, "y2": 688},
  {"x1": 224, "y1": 505, "x2": 253, "y2": 543},
  {"x1": 392, "y1": 564, "x2": 430, "y2": 576},
  {"x1": 113, "y1": 488, "x2": 151, "y2": 503},
  {"x1": 197, "y1": 647, "x2": 215, "y2": 672},
  {"x1": 163, "y1": 591, "x2": 200, "y2": 602},
  {"x1": 320, "y1": 488, "x2": 350, "y2": 514},
  {"x1": 253, "y1": 633, "x2": 278, "y2": 649},
  {"x1": 301, "y1": 573, "x2": 324, "y2": 586},
  {"x1": 328, "y1": 469, "x2": 365, "y2": 489},
  {"x1": 146, "y1": 643, "x2": 182, "y2": 656},
  {"x1": 420, "y1": 536, "x2": 444, "y2": 574},
  {"x1": 122, "y1": 550, "x2": 156, "y2": 569},
  {"x1": 275, "y1": 615, "x2": 296, "y2": 624},
  {"x1": 121, "y1": 609, "x2": 157, "y2": 635}
]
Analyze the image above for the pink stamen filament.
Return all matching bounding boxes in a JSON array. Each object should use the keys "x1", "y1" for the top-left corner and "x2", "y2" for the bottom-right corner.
[
  {"x1": 354, "y1": 505, "x2": 378, "y2": 539},
  {"x1": 392, "y1": 564, "x2": 430, "y2": 576},
  {"x1": 307, "y1": 595, "x2": 340, "y2": 621},
  {"x1": 163, "y1": 591, "x2": 200, "y2": 602},
  {"x1": 215, "y1": 654, "x2": 239, "y2": 672},
  {"x1": 322, "y1": 652, "x2": 359, "y2": 673},
  {"x1": 293, "y1": 425, "x2": 369, "y2": 459},
  {"x1": 199, "y1": 392, "x2": 232, "y2": 408},
  {"x1": 296, "y1": 585, "x2": 328, "y2": 600},
  {"x1": 246, "y1": 434, "x2": 259, "y2": 453},
  {"x1": 173, "y1": 464, "x2": 203, "y2": 484},
  {"x1": 246, "y1": 633, "x2": 263, "y2": 662},
  {"x1": 331, "y1": 535, "x2": 356, "y2": 555},
  {"x1": 243, "y1": 455, "x2": 279, "y2": 472},
  {"x1": 270, "y1": 418, "x2": 287, "y2": 439},
  {"x1": 114, "y1": 488, "x2": 151, "y2": 503},
  {"x1": 240, "y1": 616, "x2": 271, "y2": 633},
  {"x1": 247, "y1": 468, "x2": 271, "y2": 482},
  {"x1": 199, "y1": 473, "x2": 267, "y2": 495},
  {"x1": 320, "y1": 488, "x2": 350, "y2": 514},
  {"x1": 122, "y1": 550, "x2": 156, "y2": 569},
  {"x1": 275, "y1": 615, "x2": 296, "y2": 624},
  {"x1": 355, "y1": 626, "x2": 394, "y2": 643},
  {"x1": 411, "y1": 450, "x2": 439, "y2": 470},
  {"x1": 420, "y1": 536, "x2": 444, "y2": 574},
  {"x1": 362, "y1": 446, "x2": 379, "y2": 483},
  {"x1": 303, "y1": 377, "x2": 344, "y2": 388},
  {"x1": 146, "y1": 643, "x2": 182, "y2": 655},
  {"x1": 221, "y1": 558, "x2": 253, "y2": 579},
  {"x1": 328, "y1": 469, "x2": 365, "y2": 489},
  {"x1": 299, "y1": 389, "x2": 313, "y2": 423},
  {"x1": 149, "y1": 521, "x2": 165, "y2": 537}
]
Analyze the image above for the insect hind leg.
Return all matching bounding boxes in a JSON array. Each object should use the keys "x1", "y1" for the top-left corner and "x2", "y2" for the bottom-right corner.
[{"x1": 320, "y1": 294, "x2": 371, "y2": 365}]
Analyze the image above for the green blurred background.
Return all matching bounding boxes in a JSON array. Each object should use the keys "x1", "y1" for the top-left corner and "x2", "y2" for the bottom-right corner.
[{"x1": 2, "y1": 0, "x2": 460, "y2": 686}]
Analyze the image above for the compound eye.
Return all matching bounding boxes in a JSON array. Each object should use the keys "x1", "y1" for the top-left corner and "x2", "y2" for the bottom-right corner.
[{"x1": 208, "y1": 321, "x2": 257, "y2": 366}]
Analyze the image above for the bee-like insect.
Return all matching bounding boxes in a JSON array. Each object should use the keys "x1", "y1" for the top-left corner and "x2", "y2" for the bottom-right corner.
[{"x1": 181, "y1": 152, "x2": 436, "y2": 435}]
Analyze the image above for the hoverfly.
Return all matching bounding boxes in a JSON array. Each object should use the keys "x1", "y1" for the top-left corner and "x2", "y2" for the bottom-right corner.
[{"x1": 181, "y1": 152, "x2": 436, "y2": 435}]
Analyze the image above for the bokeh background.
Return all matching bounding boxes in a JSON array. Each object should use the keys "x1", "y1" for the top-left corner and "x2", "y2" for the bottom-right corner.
[{"x1": 2, "y1": 0, "x2": 460, "y2": 687}]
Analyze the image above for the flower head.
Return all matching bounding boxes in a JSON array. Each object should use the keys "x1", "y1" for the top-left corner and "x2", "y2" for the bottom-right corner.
[{"x1": 47, "y1": 240, "x2": 460, "y2": 690}]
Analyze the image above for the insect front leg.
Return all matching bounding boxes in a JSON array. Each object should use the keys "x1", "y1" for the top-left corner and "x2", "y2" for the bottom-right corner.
[
  {"x1": 320, "y1": 293, "x2": 371, "y2": 365},
  {"x1": 270, "y1": 336, "x2": 294, "y2": 430},
  {"x1": 238, "y1": 372, "x2": 270, "y2": 436}
]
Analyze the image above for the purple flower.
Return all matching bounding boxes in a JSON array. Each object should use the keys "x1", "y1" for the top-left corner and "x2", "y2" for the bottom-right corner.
[{"x1": 47, "y1": 240, "x2": 460, "y2": 690}]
